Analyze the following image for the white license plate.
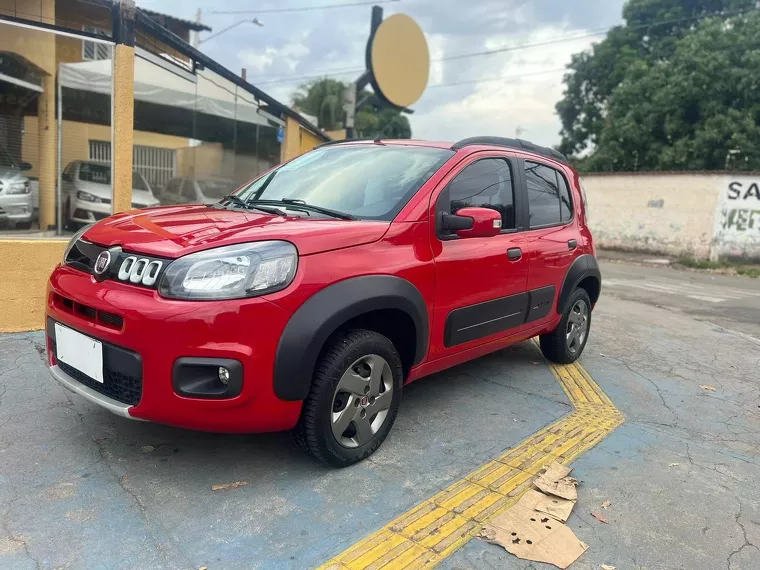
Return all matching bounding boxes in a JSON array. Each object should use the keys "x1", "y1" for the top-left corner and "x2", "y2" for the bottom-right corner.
[{"x1": 55, "y1": 323, "x2": 104, "y2": 383}]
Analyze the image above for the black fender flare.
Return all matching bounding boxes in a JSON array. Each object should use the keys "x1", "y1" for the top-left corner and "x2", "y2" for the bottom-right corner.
[
  {"x1": 273, "y1": 276, "x2": 429, "y2": 401},
  {"x1": 557, "y1": 254, "x2": 601, "y2": 314}
]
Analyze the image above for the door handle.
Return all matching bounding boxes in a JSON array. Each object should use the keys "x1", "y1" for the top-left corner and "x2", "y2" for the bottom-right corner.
[
  {"x1": 567, "y1": 239, "x2": 578, "y2": 250},
  {"x1": 507, "y1": 247, "x2": 522, "y2": 261}
]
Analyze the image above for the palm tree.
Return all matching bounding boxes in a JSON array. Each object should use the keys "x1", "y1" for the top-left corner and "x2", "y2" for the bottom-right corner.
[{"x1": 292, "y1": 78, "x2": 345, "y2": 130}]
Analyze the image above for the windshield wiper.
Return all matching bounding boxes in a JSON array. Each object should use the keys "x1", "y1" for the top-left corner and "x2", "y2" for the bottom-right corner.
[
  {"x1": 249, "y1": 198, "x2": 356, "y2": 221},
  {"x1": 219, "y1": 195, "x2": 286, "y2": 216}
]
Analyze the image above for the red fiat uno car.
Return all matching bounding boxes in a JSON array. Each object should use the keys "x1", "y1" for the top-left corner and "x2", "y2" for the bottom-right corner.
[{"x1": 47, "y1": 137, "x2": 600, "y2": 466}]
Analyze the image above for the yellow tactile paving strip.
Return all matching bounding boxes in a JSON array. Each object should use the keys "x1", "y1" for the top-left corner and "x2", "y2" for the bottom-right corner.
[{"x1": 316, "y1": 345, "x2": 624, "y2": 570}]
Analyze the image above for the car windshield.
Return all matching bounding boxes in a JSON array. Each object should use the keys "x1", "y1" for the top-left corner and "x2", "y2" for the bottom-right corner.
[
  {"x1": 79, "y1": 163, "x2": 111, "y2": 184},
  {"x1": 132, "y1": 172, "x2": 149, "y2": 191},
  {"x1": 78, "y1": 163, "x2": 149, "y2": 190},
  {"x1": 198, "y1": 179, "x2": 237, "y2": 199},
  {"x1": 234, "y1": 145, "x2": 454, "y2": 221}
]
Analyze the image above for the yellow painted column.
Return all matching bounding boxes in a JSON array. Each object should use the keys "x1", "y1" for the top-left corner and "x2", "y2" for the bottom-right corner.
[
  {"x1": 111, "y1": 43, "x2": 135, "y2": 213},
  {"x1": 280, "y1": 117, "x2": 302, "y2": 162},
  {"x1": 37, "y1": 72, "x2": 57, "y2": 230},
  {"x1": 37, "y1": 0, "x2": 57, "y2": 230}
]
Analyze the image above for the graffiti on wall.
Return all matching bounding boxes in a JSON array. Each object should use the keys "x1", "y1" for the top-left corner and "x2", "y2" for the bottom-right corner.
[{"x1": 714, "y1": 177, "x2": 760, "y2": 258}]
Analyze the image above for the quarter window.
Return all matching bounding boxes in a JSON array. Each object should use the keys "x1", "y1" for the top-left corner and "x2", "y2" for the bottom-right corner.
[
  {"x1": 447, "y1": 158, "x2": 515, "y2": 230},
  {"x1": 525, "y1": 161, "x2": 572, "y2": 228}
]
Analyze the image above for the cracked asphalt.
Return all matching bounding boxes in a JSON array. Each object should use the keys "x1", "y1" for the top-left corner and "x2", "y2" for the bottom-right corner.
[{"x1": 1, "y1": 260, "x2": 759, "y2": 569}]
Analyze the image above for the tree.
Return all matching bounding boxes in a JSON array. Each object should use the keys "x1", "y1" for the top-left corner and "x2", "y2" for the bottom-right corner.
[
  {"x1": 292, "y1": 78, "x2": 344, "y2": 131},
  {"x1": 292, "y1": 78, "x2": 411, "y2": 139},
  {"x1": 582, "y1": 12, "x2": 760, "y2": 171},
  {"x1": 556, "y1": 0, "x2": 756, "y2": 160}
]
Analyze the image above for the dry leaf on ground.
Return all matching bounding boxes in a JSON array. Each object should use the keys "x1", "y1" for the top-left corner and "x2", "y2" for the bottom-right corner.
[
  {"x1": 669, "y1": 462, "x2": 680, "y2": 467},
  {"x1": 601, "y1": 565, "x2": 617, "y2": 570},
  {"x1": 140, "y1": 445, "x2": 155, "y2": 453},
  {"x1": 591, "y1": 512, "x2": 609, "y2": 524},
  {"x1": 600, "y1": 499, "x2": 611, "y2": 509},
  {"x1": 699, "y1": 385, "x2": 717, "y2": 392},
  {"x1": 211, "y1": 481, "x2": 249, "y2": 491}
]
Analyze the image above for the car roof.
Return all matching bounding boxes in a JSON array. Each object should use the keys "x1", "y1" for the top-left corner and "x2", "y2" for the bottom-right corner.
[{"x1": 316, "y1": 138, "x2": 570, "y2": 166}]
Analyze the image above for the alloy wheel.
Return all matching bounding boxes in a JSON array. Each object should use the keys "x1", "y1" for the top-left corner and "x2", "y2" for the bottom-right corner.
[
  {"x1": 566, "y1": 299, "x2": 589, "y2": 355},
  {"x1": 330, "y1": 354, "x2": 394, "y2": 448}
]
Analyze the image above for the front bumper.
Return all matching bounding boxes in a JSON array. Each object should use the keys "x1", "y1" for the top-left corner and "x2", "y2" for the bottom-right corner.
[
  {"x1": 0, "y1": 193, "x2": 33, "y2": 223},
  {"x1": 46, "y1": 263, "x2": 302, "y2": 433},
  {"x1": 69, "y1": 199, "x2": 111, "y2": 223},
  {"x1": 49, "y1": 364, "x2": 139, "y2": 419}
]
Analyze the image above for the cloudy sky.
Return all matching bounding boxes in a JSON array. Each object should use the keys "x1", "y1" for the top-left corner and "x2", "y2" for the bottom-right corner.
[{"x1": 137, "y1": 0, "x2": 626, "y2": 147}]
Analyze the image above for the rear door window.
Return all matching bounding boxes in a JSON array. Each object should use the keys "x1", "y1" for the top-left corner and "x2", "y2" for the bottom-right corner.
[{"x1": 524, "y1": 161, "x2": 573, "y2": 228}]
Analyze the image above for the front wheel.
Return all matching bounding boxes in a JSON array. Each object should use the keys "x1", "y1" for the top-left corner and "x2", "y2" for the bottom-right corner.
[
  {"x1": 295, "y1": 329, "x2": 403, "y2": 467},
  {"x1": 539, "y1": 288, "x2": 592, "y2": 364}
]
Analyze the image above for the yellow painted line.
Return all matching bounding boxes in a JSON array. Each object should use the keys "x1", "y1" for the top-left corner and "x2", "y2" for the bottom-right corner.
[{"x1": 315, "y1": 343, "x2": 624, "y2": 570}]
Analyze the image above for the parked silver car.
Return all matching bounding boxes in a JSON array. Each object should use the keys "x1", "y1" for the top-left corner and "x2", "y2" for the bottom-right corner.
[
  {"x1": 0, "y1": 145, "x2": 33, "y2": 229},
  {"x1": 62, "y1": 161, "x2": 160, "y2": 228},
  {"x1": 157, "y1": 176, "x2": 238, "y2": 206}
]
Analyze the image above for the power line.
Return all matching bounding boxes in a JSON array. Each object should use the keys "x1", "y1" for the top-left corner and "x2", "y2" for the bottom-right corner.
[
  {"x1": 211, "y1": 0, "x2": 401, "y2": 16},
  {"x1": 249, "y1": 6, "x2": 757, "y2": 87},
  {"x1": 426, "y1": 68, "x2": 566, "y2": 90}
]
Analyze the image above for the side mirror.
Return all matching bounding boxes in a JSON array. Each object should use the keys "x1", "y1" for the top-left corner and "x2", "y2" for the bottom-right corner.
[
  {"x1": 454, "y1": 207, "x2": 502, "y2": 238},
  {"x1": 19, "y1": 161, "x2": 32, "y2": 171}
]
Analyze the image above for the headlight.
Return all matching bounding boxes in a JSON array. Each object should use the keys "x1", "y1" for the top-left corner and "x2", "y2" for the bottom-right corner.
[
  {"x1": 62, "y1": 223, "x2": 94, "y2": 263},
  {"x1": 6, "y1": 181, "x2": 30, "y2": 195},
  {"x1": 77, "y1": 191, "x2": 103, "y2": 203},
  {"x1": 158, "y1": 241, "x2": 298, "y2": 300}
]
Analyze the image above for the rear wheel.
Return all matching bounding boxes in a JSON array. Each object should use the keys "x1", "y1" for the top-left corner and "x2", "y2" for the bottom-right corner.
[
  {"x1": 539, "y1": 288, "x2": 591, "y2": 364},
  {"x1": 295, "y1": 329, "x2": 403, "y2": 467}
]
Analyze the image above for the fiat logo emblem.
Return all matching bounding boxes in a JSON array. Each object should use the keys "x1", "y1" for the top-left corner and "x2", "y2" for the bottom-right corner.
[
  {"x1": 94, "y1": 251, "x2": 111, "y2": 275},
  {"x1": 360, "y1": 396, "x2": 369, "y2": 407}
]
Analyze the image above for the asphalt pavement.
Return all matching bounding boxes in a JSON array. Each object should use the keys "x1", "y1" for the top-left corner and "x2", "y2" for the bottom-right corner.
[{"x1": 1, "y1": 259, "x2": 759, "y2": 569}]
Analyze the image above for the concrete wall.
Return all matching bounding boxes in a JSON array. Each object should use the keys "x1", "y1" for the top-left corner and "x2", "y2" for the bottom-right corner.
[
  {"x1": 583, "y1": 172, "x2": 760, "y2": 260},
  {"x1": 583, "y1": 173, "x2": 722, "y2": 259},
  {"x1": 0, "y1": 239, "x2": 67, "y2": 333},
  {"x1": 281, "y1": 116, "x2": 324, "y2": 162}
]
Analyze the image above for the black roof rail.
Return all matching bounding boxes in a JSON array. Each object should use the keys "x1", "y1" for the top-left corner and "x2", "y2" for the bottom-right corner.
[
  {"x1": 451, "y1": 137, "x2": 569, "y2": 165},
  {"x1": 314, "y1": 138, "x2": 369, "y2": 149}
]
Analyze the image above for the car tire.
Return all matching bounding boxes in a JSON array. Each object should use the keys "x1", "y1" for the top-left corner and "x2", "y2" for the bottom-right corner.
[
  {"x1": 539, "y1": 288, "x2": 592, "y2": 364},
  {"x1": 295, "y1": 329, "x2": 403, "y2": 467},
  {"x1": 63, "y1": 199, "x2": 74, "y2": 232}
]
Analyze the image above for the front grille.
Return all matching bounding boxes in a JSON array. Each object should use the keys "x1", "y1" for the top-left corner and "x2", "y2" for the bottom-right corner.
[
  {"x1": 65, "y1": 239, "x2": 168, "y2": 290},
  {"x1": 53, "y1": 293, "x2": 123, "y2": 330},
  {"x1": 98, "y1": 311, "x2": 124, "y2": 329},
  {"x1": 48, "y1": 319, "x2": 142, "y2": 406}
]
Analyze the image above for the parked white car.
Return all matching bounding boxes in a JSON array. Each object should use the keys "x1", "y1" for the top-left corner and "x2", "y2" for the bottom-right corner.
[
  {"x1": 0, "y1": 145, "x2": 33, "y2": 229},
  {"x1": 62, "y1": 161, "x2": 160, "y2": 228},
  {"x1": 157, "y1": 177, "x2": 238, "y2": 206}
]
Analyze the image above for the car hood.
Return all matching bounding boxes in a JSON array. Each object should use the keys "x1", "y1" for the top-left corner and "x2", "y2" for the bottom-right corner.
[
  {"x1": 0, "y1": 166, "x2": 26, "y2": 185},
  {"x1": 83, "y1": 205, "x2": 390, "y2": 257}
]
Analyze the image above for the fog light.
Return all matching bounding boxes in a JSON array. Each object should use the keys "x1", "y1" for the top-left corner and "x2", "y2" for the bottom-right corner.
[{"x1": 218, "y1": 367, "x2": 230, "y2": 385}]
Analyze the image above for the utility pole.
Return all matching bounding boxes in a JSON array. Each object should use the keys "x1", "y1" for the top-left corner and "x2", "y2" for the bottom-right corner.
[
  {"x1": 193, "y1": 8, "x2": 201, "y2": 48},
  {"x1": 345, "y1": 6, "x2": 384, "y2": 139}
]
